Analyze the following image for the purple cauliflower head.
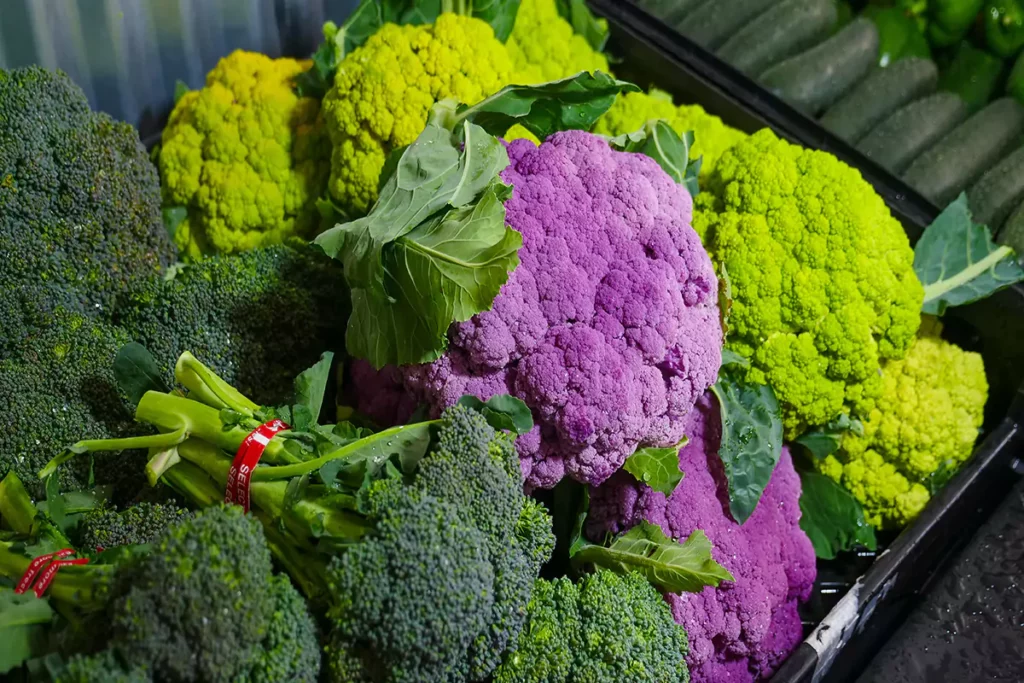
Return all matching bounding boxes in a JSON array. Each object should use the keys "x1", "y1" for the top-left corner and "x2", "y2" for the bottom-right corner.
[
  {"x1": 353, "y1": 130, "x2": 722, "y2": 489},
  {"x1": 588, "y1": 393, "x2": 817, "y2": 683}
]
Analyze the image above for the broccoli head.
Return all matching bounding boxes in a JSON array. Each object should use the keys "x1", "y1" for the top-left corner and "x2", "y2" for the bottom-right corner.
[
  {"x1": 593, "y1": 89, "x2": 747, "y2": 179},
  {"x1": 159, "y1": 51, "x2": 331, "y2": 257},
  {"x1": 0, "y1": 66, "x2": 175, "y2": 354},
  {"x1": 494, "y1": 571, "x2": 691, "y2": 683},
  {"x1": 694, "y1": 129, "x2": 924, "y2": 437},
  {"x1": 326, "y1": 405, "x2": 556, "y2": 683},
  {"x1": 820, "y1": 317, "x2": 988, "y2": 528},
  {"x1": 78, "y1": 503, "x2": 194, "y2": 550},
  {"x1": 0, "y1": 309, "x2": 145, "y2": 496},
  {"x1": 56, "y1": 650, "x2": 149, "y2": 683},
  {"x1": 114, "y1": 244, "x2": 348, "y2": 407}
]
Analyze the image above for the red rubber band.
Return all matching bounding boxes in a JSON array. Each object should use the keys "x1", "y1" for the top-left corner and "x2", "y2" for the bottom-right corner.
[
  {"x1": 33, "y1": 557, "x2": 89, "y2": 598},
  {"x1": 15, "y1": 549, "x2": 74, "y2": 594},
  {"x1": 225, "y1": 418, "x2": 290, "y2": 512}
]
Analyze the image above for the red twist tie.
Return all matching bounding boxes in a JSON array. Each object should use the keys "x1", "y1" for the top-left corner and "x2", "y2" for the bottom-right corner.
[
  {"x1": 15, "y1": 549, "x2": 75, "y2": 594},
  {"x1": 225, "y1": 418, "x2": 290, "y2": 512},
  {"x1": 33, "y1": 557, "x2": 90, "y2": 598}
]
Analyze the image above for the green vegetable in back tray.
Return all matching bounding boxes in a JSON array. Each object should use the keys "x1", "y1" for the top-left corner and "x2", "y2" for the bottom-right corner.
[
  {"x1": 676, "y1": 0, "x2": 777, "y2": 50},
  {"x1": 984, "y1": 0, "x2": 1024, "y2": 57},
  {"x1": 939, "y1": 41, "x2": 1005, "y2": 114},
  {"x1": 998, "y1": 194, "x2": 1024, "y2": 254},
  {"x1": 820, "y1": 57, "x2": 938, "y2": 142},
  {"x1": 967, "y1": 145, "x2": 1024, "y2": 229},
  {"x1": 1008, "y1": 49, "x2": 1024, "y2": 103},
  {"x1": 903, "y1": 97, "x2": 1024, "y2": 206},
  {"x1": 716, "y1": 0, "x2": 838, "y2": 77},
  {"x1": 759, "y1": 17, "x2": 880, "y2": 115},
  {"x1": 856, "y1": 91, "x2": 969, "y2": 173},
  {"x1": 864, "y1": 5, "x2": 932, "y2": 67},
  {"x1": 897, "y1": 0, "x2": 984, "y2": 46}
]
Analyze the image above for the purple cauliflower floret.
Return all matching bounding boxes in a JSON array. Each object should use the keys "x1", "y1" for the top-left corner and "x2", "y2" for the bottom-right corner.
[
  {"x1": 353, "y1": 130, "x2": 722, "y2": 489},
  {"x1": 588, "y1": 393, "x2": 817, "y2": 683}
]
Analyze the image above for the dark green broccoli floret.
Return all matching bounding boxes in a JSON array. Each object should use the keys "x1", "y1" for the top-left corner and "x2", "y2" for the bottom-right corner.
[
  {"x1": 56, "y1": 650, "x2": 149, "y2": 683},
  {"x1": 78, "y1": 503, "x2": 193, "y2": 550},
  {"x1": 113, "y1": 244, "x2": 348, "y2": 406},
  {"x1": 0, "y1": 310, "x2": 146, "y2": 496},
  {"x1": 245, "y1": 574, "x2": 321, "y2": 683},
  {"x1": 326, "y1": 482, "x2": 494, "y2": 683},
  {"x1": 494, "y1": 571, "x2": 691, "y2": 683},
  {"x1": 414, "y1": 407, "x2": 555, "y2": 678},
  {"x1": 0, "y1": 66, "x2": 175, "y2": 355}
]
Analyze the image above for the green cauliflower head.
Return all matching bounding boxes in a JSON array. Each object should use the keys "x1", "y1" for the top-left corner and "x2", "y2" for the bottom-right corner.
[
  {"x1": 695, "y1": 129, "x2": 924, "y2": 437},
  {"x1": 820, "y1": 317, "x2": 988, "y2": 528},
  {"x1": 159, "y1": 50, "x2": 331, "y2": 257}
]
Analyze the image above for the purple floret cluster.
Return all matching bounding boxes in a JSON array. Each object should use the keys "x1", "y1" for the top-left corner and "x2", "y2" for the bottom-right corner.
[
  {"x1": 588, "y1": 393, "x2": 817, "y2": 683},
  {"x1": 352, "y1": 130, "x2": 723, "y2": 489}
]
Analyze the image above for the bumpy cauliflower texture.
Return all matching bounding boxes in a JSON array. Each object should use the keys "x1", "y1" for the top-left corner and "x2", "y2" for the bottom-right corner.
[
  {"x1": 353, "y1": 131, "x2": 723, "y2": 489},
  {"x1": 159, "y1": 51, "x2": 330, "y2": 257},
  {"x1": 593, "y1": 89, "x2": 747, "y2": 178},
  {"x1": 588, "y1": 394, "x2": 817, "y2": 683},
  {"x1": 695, "y1": 130, "x2": 924, "y2": 437},
  {"x1": 507, "y1": 0, "x2": 610, "y2": 83},
  {"x1": 323, "y1": 14, "x2": 517, "y2": 216},
  {"x1": 820, "y1": 318, "x2": 988, "y2": 529}
]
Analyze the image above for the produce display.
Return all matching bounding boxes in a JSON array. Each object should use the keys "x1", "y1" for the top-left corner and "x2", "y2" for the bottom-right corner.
[
  {"x1": 1, "y1": 0, "x2": 1022, "y2": 682},
  {"x1": 640, "y1": 0, "x2": 1024, "y2": 247}
]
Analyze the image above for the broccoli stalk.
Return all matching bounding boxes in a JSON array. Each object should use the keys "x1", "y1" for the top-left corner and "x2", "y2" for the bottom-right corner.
[{"x1": 44, "y1": 350, "x2": 556, "y2": 683}]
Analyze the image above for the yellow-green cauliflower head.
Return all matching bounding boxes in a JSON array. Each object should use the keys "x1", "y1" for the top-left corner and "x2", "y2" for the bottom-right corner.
[
  {"x1": 820, "y1": 317, "x2": 988, "y2": 529},
  {"x1": 322, "y1": 14, "x2": 517, "y2": 217},
  {"x1": 159, "y1": 51, "x2": 330, "y2": 257},
  {"x1": 507, "y1": 0, "x2": 610, "y2": 82},
  {"x1": 695, "y1": 130, "x2": 924, "y2": 437},
  {"x1": 592, "y1": 89, "x2": 746, "y2": 178}
]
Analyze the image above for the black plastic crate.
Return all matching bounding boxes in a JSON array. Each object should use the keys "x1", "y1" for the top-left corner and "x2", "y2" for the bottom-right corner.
[{"x1": 586, "y1": 1, "x2": 1024, "y2": 680}]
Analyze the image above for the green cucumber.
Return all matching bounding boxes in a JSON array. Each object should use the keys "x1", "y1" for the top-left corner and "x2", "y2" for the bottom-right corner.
[
  {"x1": 857, "y1": 92, "x2": 969, "y2": 173},
  {"x1": 678, "y1": 0, "x2": 777, "y2": 50},
  {"x1": 759, "y1": 18, "x2": 880, "y2": 115},
  {"x1": 820, "y1": 58, "x2": 939, "y2": 143},
  {"x1": 716, "y1": 0, "x2": 838, "y2": 77},
  {"x1": 903, "y1": 98, "x2": 1024, "y2": 206},
  {"x1": 997, "y1": 198, "x2": 1024, "y2": 258},
  {"x1": 966, "y1": 145, "x2": 1024, "y2": 230}
]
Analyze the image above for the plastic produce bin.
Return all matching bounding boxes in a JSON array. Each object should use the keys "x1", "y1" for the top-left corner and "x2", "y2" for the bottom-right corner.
[{"x1": 586, "y1": 1, "x2": 1024, "y2": 681}]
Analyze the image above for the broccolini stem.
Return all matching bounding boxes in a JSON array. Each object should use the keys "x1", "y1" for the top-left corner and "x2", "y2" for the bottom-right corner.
[
  {"x1": 0, "y1": 542, "x2": 112, "y2": 611},
  {"x1": 0, "y1": 473, "x2": 38, "y2": 535},
  {"x1": 174, "y1": 351, "x2": 260, "y2": 416}
]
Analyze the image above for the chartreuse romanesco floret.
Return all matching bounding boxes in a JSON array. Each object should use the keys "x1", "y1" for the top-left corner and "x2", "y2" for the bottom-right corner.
[
  {"x1": 694, "y1": 129, "x2": 924, "y2": 437},
  {"x1": 820, "y1": 318, "x2": 988, "y2": 529},
  {"x1": 592, "y1": 89, "x2": 746, "y2": 178},
  {"x1": 322, "y1": 14, "x2": 517, "y2": 216},
  {"x1": 493, "y1": 571, "x2": 690, "y2": 683},
  {"x1": 507, "y1": 0, "x2": 609, "y2": 83},
  {"x1": 159, "y1": 51, "x2": 330, "y2": 257}
]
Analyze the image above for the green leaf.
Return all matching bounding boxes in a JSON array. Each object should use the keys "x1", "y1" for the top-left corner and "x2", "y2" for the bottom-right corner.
[
  {"x1": 173, "y1": 80, "x2": 190, "y2": 104},
  {"x1": 457, "y1": 394, "x2": 534, "y2": 434},
  {"x1": 318, "y1": 422, "x2": 434, "y2": 490},
  {"x1": 114, "y1": 342, "x2": 168, "y2": 406},
  {"x1": 43, "y1": 475, "x2": 66, "y2": 533},
  {"x1": 0, "y1": 587, "x2": 54, "y2": 674},
  {"x1": 573, "y1": 522, "x2": 734, "y2": 594},
  {"x1": 915, "y1": 193, "x2": 1024, "y2": 315},
  {"x1": 709, "y1": 370, "x2": 784, "y2": 524},
  {"x1": 292, "y1": 352, "x2": 335, "y2": 424},
  {"x1": 606, "y1": 121, "x2": 701, "y2": 198},
  {"x1": 794, "y1": 414, "x2": 864, "y2": 461},
  {"x1": 924, "y1": 458, "x2": 959, "y2": 496},
  {"x1": 622, "y1": 439, "x2": 687, "y2": 495},
  {"x1": 317, "y1": 102, "x2": 519, "y2": 368},
  {"x1": 719, "y1": 348, "x2": 748, "y2": 368},
  {"x1": 461, "y1": 0, "x2": 522, "y2": 41},
  {"x1": 456, "y1": 71, "x2": 641, "y2": 141},
  {"x1": 555, "y1": 0, "x2": 610, "y2": 51},
  {"x1": 161, "y1": 206, "x2": 188, "y2": 241},
  {"x1": 798, "y1": 471, "x2": 877, "y2": 560}
]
